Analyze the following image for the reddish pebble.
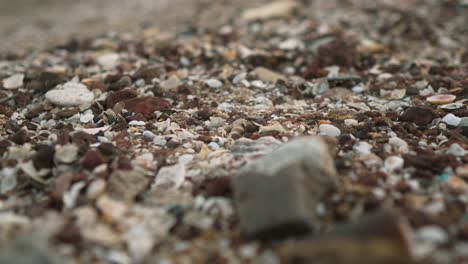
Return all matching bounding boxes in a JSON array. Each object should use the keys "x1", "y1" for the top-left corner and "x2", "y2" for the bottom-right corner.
[
  {"x1": 81, "y1": 149, "x2": 106, "y2": 171},
  {"x1": 426, "y1": 94, "x2": 456, "y2": 105}
]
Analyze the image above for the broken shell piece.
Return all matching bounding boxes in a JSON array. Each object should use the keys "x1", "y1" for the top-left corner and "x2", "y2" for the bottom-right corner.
[{"x1": 426, "y1": 94, "x2": 456, "y2": 105}]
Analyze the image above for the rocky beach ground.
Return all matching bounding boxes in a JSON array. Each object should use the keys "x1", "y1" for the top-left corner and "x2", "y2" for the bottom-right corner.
[{"x1": 0, "y1": 0, "x2": 467, "y2": 263}]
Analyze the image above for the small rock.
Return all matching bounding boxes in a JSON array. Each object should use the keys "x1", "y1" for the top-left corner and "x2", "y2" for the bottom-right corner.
[
  {"x1": 2, "y1": 74, "x2": 24, "y2": 89},
  {"x1": 106, "y1": 170, "x2": 148, "y2": 203},
  {"x1": 459, "y1": 117, "x2": 468, "y2": 137},
  {"x1": 344, "y1": 119, "x2": 358, "y2": 127},
  {"x1": 204, "y1": 78, "x2": 223, "y2": 89},
  {"x1": 417, "y1": 225, "x2": 448, "y2": 245},
  {"x1": 446, "y1": 143, "x2": 467, "y2": 157},
  {"x1": 319, "y1": 124, "x2": 341, "y2": 137},
  {"x1": 80, "y1": 110, "x2": 94, "y2": 124},
  {"x1": 441, "y1": 113, "x2": 461, "y2": 127},
  {"x1": 45, "y1": 82, "x2": 94, "y2": 106},
  {"x1": 426, "y1": 94, "x2": 456, "y2": 105},
  {"x1": 253, "y1": 67, "x2": 286, "y2": 83},
  {"x1": 399, "y1": 107, "x2": 438, "y2": 126},
  {"x1": 242, "y1": 1, "x2": 297, "y2": 21},
  {"x1": 96, "y1": 195, "x2": 127, "y2": 223},
  {"x1": 128, "y1": 120, "x2": 146, "y2": 126},
  {"x1": 142, "y1": 130, "x2": 155, "y2": 140},
  {"x1": 86, "y1": 179, "x2": 106, "y2": 200},
  {"x1": 81, "y1": 149, "x2": 105, "y2": 171},
  {"x1": 233, "y1": 136, "x2": 337, "y2": 240},
  {"x1": 384, "y1": 156, "x2": 404, "y2": 173},
  {"x1": 160, "y1": 75, "x2": 181, "y2": 92},
  {"x1": 33, "y1": 144, "x2": 55, "y2": 170},
  {"x1": 153, "y1": 164, "x2": 186, "y2": 189},
  {"x1": 106, "y1": 88, "x2": 137, "y2": 108},
  {"x1": 97, "y1": 53, "x2": 120, "y2": 70},
  {"x1": 389, "y1": 137, "x2": 409, "y2": 153},
  {"x1": 54, "y1": 144, "x2": 79, "y2": 163}
]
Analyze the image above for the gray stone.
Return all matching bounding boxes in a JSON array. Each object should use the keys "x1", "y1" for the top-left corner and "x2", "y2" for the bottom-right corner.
[
  {"x1": 0, "y1": 237, "x2": 55, "y2": 264},
  {"x1": 106, "y1": 170, "x2": 149, "y2": 203},
  {"x1": 233, "y1": 136, "x2": 337, "y2": 240}
]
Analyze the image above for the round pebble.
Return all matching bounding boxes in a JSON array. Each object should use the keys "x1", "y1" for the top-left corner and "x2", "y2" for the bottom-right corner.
[
  {"x1": 344, "y1": 119, "x2": 358, "y2": 127},
  {"x1": 441, "y1": 113, "x2": 461, "y2": 127},
  {"x1": 97, "y1": 53, "x2": 120, "y2": 70},
  {"x1": 426, "y1": 94, "x2": 456, "y2": 105},
  {"x1": 384, "y1": 156, "x2": 404, "y2": 172},
  {"x1": 319, "y1": 124, "x2": 341, "y2": 137},
  {"x1": 142, "y1": 130, "x2": 156, "y2": 140},
  {"x1": 204, "y1": 78, "x2": 223, "y2": 89},
  {"x1": 45, "y1": 82, "x2": 94, "y2": 106}
]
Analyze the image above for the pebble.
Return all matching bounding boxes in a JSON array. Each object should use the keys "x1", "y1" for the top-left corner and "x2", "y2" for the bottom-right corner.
[
  {"x1": 2, "y1": 74, "x2": 24, "y2": 89},
  {"x1": 45, "y1": 81, "x2": 94, "y2": 106},
  {"x1": 233, "y1": 136, "x2": 337, "y2": 240},
  {"x1": 399, "y1": 107, "x2": 437, "y2": 126},
  {"x1": 253, "y1": 67, "x2": 286, "y2": 83},
  {"x1": 384, "y1": 156, "x2": 404, "y2": 173},
  {"x1": 426, "y1": 94, "x2": 456, "y2": 105},
  {"x1": 242, "y1": 1, "x2": 297, "y2": 21},
  {"x1": 106, "y1": 170, "x2": 148, "y2": 203},
  {"x1": 142, "y1": 130, "x2": 156, "y2": 140},
  {"x1": 417, "y1": 225, "x2": 448, "y2": 245},
  {"x1": 319, "y1": 124, "x2": 341, "y2": 137},
  {"x1": 204, "y1": 78, "x2": 223, "y2": 89},
  {"x1": 388, "y1": 137, "x2": 409, "y2": 153},
  {"x1": 160, "y1": 75, "x2": 181, "y2": 92},
  {"x1": 97, "y1": 53, "x2": 120, "y2": 70},
  {"x1": 54, "y1": 144, "x2": 79, "y2": 163},
  {"x1": 344, "y1": 119, "x2": 358, "y2": 127},
  {"x1": 128, "y1": 120, "x2": 146, "y2": 126},
  {"x1": 446, "y1": 143, "x2": 467, "y2": 157},
  {"x1": 441, "y1": 113, "x2": 461, "y2": 127},
  {"x1": 80, "y1": 110, "x2": 94, "y2": 123},
  {"x1": 459, "y1": 117, "x2": 468, "y2": 137},
  {"x1": 153, "y1": 164, "x2": 186, "y2": 189}
]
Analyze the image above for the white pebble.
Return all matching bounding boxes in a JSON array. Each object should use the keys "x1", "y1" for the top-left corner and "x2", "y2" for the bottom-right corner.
[
  {"x1": 45, "y1": 82, "x2": 94, "y2": 106},
  {"x1": 204, "y1": 79, "x2": 223, "y2": 89},
  {"x1": 418, "y1": 225, "x2": 448, "y2": 245},
  {"x1": 128, "y1": 120, "x2": 146, "y2": 126},
  {"x1": 384, "y1": 156, "x2": 404, "y2": 172},
  {"x1": 97, "y1": 53, "x2": 120, "y2": 70},
  {"x1": 344, "y1": 119, "x2": 358, "y2": 127},
  {"x1": 389, "y1": 137, "x2": 408, "y2": 153},
  {"x1": 441, "y1": 113, "x2": 461, "y2": 127},
  {"x1": 2, "y1": 74, "x2": 24, "y2": 89},
  {"x1": 80, "y1": 110, "x2": 94, "y2": 123},
  {"x1": 319, "y1": 124, "x2": 341, "y2": 137}
]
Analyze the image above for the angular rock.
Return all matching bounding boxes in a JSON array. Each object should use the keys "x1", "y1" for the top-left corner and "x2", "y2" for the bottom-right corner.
[
  {"x1": 106, "y1": 88, "x2": 137, "y2": 109},
  {"x1": 233, "y1": 136, "x2": 337, "y2": 240},
  {"x1": 106, "y1": 170, "x2": 149, "y2": 203}
]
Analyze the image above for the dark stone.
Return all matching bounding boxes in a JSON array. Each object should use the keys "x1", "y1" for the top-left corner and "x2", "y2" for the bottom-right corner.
[
  {"x1": 97, "y1": 142, "x2": 116, "y2": 156},
  {"x1": 10, "y1": 129, "x2": 28, "y2": 145},
  {"x1": 33, "y1": 144, "x2": 55, "y2": 170},
  {"x1": 81, "y1": 149, "x2": 105, "y2": 171},
  {"x1": 106, "y1": 88, "x2": 138, "y2": 109},
  {"x1": 399, "y1": 107, "x2": 438, "y2": 126},
  {"x1": 193, "y1": 176, "x2": 232, "y2": 197},
  {"x1": 278, "y1": 211, "x2": 417, "y2": 264}
]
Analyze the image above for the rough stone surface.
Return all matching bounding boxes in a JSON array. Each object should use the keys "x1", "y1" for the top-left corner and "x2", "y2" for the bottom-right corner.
[
  {"x1": 233, "y1": 136, "x2": 337, "y2": 240},
  {"x1": 45, "y1": 82, "x2": 94, "y2": 106}
]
